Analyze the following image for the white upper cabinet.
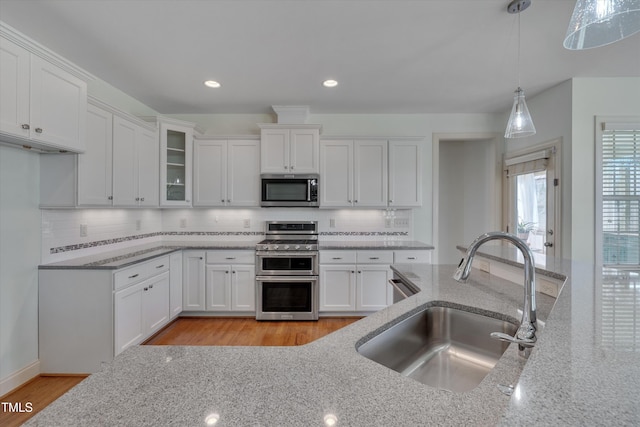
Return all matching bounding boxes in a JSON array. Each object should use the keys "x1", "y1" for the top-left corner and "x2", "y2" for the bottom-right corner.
[
  {"x1": 320, "y1": 138, "x2": 422, "y2": 208},
  {"x1": 159, "y1": 120, "x2": 194, "y2": 206},
  {"x1": 389, "y1": 140, "x2": 423, "y2": 207},
  {"x1": 0, "y1": 32, "x2": 87, "y2": 153},
  {"x1": 193, "y1": 138, "x2": 260, "y2": 207},
  {"x1": 77, "y1": 103, "x2": 113, "y2": 206},
  {"x1": 259, "y1": 124, "x2": 321, "y2": 173},
  {"x1": 112, "y1": 115, "x2": 159, "y2": 207},
  {"x1": 320, "y1": 139, "x2": 388, "y2": 208}
]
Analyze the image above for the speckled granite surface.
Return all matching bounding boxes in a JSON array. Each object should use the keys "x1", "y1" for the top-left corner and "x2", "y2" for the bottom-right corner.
[
  {"x1": 27, "y1": 263, "x2": 561, "y2": 426},
  {"x1": 320, "y1": 240, "x2": 434, "y2": 250}
]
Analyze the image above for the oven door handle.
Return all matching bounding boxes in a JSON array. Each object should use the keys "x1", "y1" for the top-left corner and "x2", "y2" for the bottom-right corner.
[
  {"x1": 256, "y1": 276, "x2": 318, "y2": 282},
  {"x1": 256, "y1": 251, "x2": 318, "y2": 257}
]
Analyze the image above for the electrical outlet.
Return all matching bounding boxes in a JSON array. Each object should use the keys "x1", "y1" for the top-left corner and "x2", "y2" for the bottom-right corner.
[
  {"x1": 329, "y1": 218, "x2": 336, "y2": 228},
  {"x1": 394, "y1": 218, "x2": 410, "y2": 227},
  {"x1": 243, "y1": 219, "x2": 251, "y2": 228},
  {"x1": 179, "y1": 218, "x2": 187, "y2": 229},
  {"x1": 136, "y1": 219, "x2": 141, "y2": 231},
  {"x1": 80, "y1": 224, "x2": 88, "y2": 237}
]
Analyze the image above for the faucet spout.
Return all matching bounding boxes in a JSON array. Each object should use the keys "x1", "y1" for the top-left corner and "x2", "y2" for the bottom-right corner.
[{"x1": 453, "y1": 231, "x2": 538, "y2": 357}]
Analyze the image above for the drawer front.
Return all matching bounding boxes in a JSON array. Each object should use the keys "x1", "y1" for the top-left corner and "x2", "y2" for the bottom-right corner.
[
  {"x1": 394, "y1": 250, "x2": 431, "y2": 264},
  {"x1": 114, "y1": 255, "x2": 170, "y2": 291},
  {"x1": 356, "y1": 250, "x2": 394, "y2": 264},
  {"x1": 320, "y1": 250, "x2": 357, "y2": 264},
  {"x1": 206, "y1": 250, "x2": 255, "y2": 264}
]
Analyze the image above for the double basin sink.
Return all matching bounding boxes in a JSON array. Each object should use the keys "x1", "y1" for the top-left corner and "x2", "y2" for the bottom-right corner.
[{"x1": 356, "y1": 305, "x2": 518, "y2": 392}]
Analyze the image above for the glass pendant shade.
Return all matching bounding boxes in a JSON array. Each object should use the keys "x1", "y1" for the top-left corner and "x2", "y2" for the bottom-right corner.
[
  {"x1": 505, "y1": 87, "x2": 536, "y2": 138},
  {"x1": 564, "y1": 0, "x2": 640, "y2": 50}
]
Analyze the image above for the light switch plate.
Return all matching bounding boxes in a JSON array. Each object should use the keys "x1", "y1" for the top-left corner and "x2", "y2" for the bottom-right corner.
[{"x1": 80, "y1": 224, "x2": 88, "y2": 237}]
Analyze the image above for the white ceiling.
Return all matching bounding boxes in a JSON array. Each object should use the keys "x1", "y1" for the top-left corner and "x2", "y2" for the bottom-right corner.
[{"x1": 1, "y1": 0, "x2": 639, "y2": 115}]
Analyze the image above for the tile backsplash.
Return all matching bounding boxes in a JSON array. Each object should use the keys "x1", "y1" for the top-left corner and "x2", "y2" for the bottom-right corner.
[{"x1": 41, "y1": 208, "x2": 413, "y2": 263}]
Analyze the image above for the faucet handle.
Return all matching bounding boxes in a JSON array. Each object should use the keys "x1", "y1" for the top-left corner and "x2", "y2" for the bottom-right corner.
[{"x1": 490, "y1": 331, "x2": 535, "y2": 348}]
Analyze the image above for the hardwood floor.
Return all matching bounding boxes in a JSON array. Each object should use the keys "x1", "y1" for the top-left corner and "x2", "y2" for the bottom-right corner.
[
  {"x1": 1, "y1": 317, "x2": 359, "y2": 426},
  {"x1": 145, "y1": 316, "x2": 361, "y2": 346},
  {"x1": 0, "y1": 375, "x2": 87, "y2": 427}
]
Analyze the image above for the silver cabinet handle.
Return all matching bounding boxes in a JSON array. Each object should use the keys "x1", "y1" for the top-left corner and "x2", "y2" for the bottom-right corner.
[
  {"x1": 290, "y1": 165, "x2": 294, "y2": 170},
  {"x1": 347, "y1": 200, "x2": 352, "y2": 203},
  {"x1": 221, "y1": 199, "x2": 225, "y2": 202},
  {"x1": 143, "y1": 287, "x2": 148, "y2": 291},
  {"x1": 21, "y1": 124, "x2": 30, "y2": 130},
  {"x1": 156, "y1": 264, "x2": 165, "y2": 269},
  {"x1": 232, "y1": 271, "x2": 236, "y2": 274},
  {"x1": 354, "y1": 200, "x2": 358, "y2": 203},
  {"x1": 407, "y1": 257, "x2": 416, "y2": 260},
  {"x1": 544, "y1": 242, "x2": 553, "y2": 247},
  {"x1": 225, "y1": 270, "x2": 229, "y2": 274},
  {"x1": 128, "y1": 274, "x2": 139, "y2": 279},
  {"x1": 227, "y1": 199, "x2": 230, "y2": 203},
  {"x1": 35, "y1": 127, "x2": 43, "y2": 133},
  {"x1": 284, "y1": 165, "x2": 288, "y2": 170},
  {"x1": 135, "y1": 197, "x2": 140, "y2": 201},
  {"x1": 108, "y1": 196, "x2": 113, "y2": 200},
  {"x1": 332, "y1": 257, "x2": 342, "y2": 260},
  {"x1": 149, "y1": 284, "x2": 154, "y2": 289},
  {"x1": 140, "y1": 197, "x2": 145, "y2": 202},
  {"x1": 225, "y1": 257, "x2": 236, "y2": 260},
  {"x1": 358, "y1": 271, "x2": 362, "y2": 274},
  {"x1": 389, "y1": 200, "x2": 393, "y2": 203},
  {"x1": 369, "y1": 257, "x2": 379, "y2": 260}
]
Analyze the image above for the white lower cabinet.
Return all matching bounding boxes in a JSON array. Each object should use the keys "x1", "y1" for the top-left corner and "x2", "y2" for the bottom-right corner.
[
  {"x1": 114, "y1": 271, "x2": 170, "y2": 355},
  {"x1": 38, "y1": 255, "x2": 173, "y2": 374},
  {"x1": 169, "y1": 252, "x2": 183, "y2": 319},
  {"x1": 319, "y1": 250, "x2": 392, "y2": 314},
  {"x1": 183, "y1": 250, "x2": 255, "y2": 313}
]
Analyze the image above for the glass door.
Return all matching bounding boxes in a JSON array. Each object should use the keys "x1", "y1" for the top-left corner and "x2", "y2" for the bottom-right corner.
[{"x1": 160, "y1": 121, "x2": 193, "y2": 206}]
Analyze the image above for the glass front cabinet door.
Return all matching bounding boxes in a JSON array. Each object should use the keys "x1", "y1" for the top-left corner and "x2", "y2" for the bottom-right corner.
[{"x1": 160, "y1": 120, "x2": 194, "y2": 206}]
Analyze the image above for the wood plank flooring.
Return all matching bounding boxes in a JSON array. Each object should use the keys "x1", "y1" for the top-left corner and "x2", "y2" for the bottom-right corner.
[
  {"x1": 145, "y1": 316, "x2": 361, "y2": 346},
  {"x1": 1, "y1": 317, "x2": 360, "y2": 426}
]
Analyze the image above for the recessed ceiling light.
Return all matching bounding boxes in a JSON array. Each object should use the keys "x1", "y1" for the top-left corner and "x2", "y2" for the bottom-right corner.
[
  {"x1": 204, "y1": 80, "x2": 221, "y2": 88},
  {"x1": 322, "y1": 79, "x2": 338, "y2": 88}
]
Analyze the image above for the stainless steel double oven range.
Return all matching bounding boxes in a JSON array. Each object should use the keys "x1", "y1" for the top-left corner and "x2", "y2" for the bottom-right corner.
[{"x1": 255, "y1": 221, "x2": 319, "y2": 320}]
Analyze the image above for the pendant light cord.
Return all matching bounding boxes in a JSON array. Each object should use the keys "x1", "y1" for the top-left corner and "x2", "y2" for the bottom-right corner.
[{"x1": 517, "y1": 11, "x2": 521, "y2": 88}]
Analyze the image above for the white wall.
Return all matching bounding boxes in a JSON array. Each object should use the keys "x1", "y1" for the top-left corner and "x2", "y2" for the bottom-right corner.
[
  {"x1": 0, "y1": 145, "x2": 40, "y2": 394},
  {"x1": 571, "y1": 77, "x2": 640, "y2": 263}
]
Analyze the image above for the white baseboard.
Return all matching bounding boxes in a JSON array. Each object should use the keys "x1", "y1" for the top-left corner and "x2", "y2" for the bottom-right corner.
[{"x1": 0, "y1": 360, "x2": 40, "y2": 397}]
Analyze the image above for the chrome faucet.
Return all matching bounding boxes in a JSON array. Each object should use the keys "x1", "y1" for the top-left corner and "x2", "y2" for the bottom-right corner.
[{"x1": 453, "y1": 231, "x2": 537, "y2": 357}]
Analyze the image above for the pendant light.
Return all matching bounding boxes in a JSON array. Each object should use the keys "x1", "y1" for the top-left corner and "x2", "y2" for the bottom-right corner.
[
  {"x1": 564, "y1": 0, "x2": 640, "y2": 50},
  {"x1": 505, "y1": 0, "x2": 536, "y2": 139}
]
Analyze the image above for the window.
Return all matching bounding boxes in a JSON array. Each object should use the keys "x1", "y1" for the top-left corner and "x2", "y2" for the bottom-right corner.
[{"x1": 598, "y1": 120, "x2": 640, "y2": 268}]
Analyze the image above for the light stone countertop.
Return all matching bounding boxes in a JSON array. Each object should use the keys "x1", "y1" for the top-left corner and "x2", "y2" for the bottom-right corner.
[{"x1": 27, "y1": 262, "x2": 562, "y2": 426}]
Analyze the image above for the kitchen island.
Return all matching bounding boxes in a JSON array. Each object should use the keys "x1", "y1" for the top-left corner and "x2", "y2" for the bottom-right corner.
[{"x1": 28, "y1": 249, "x2": 639, "y2": 426}]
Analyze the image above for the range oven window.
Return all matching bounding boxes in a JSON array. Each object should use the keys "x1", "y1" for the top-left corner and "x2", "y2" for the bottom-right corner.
[
  {"x1": 263, "y1": 180, "x2": 308, "y2": 202},
  {"x1": 260, "y1": 256, "x2": 313, "y2": 272},
  {"x1": 261, "y1": 281, "x2": 313, "y2": 313}
]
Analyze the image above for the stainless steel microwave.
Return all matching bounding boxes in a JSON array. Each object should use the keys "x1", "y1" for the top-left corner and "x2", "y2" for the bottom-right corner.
[{"x1": 261, "y1": 174, "x2": 319, "y2": 207}]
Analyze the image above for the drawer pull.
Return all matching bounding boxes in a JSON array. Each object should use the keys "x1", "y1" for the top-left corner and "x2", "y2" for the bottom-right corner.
[
  {"x1": 225, "y1": 257, "x2": 236, "y2": 260},
  {"x1": 407, "y1": 257, "x2": 416, "y2": 260},
  {"x1": 128, "y1": 274, "x2": 139, "y2": 279},
  {"x1": 156, "y1": 264, "x2": 165, "y2": 268},
  {"x1": 143, "y1": 287, "x2": 148, "y2": 291},
  {"x1": 149, "y1": 284, "x2": 154, "y2": 289},
  {"x1": 332, "y1": 257, "x2": 342, "y2": 260},
  {"x1": 369, "y1": 257, "x2": 379, "y2": 260}
]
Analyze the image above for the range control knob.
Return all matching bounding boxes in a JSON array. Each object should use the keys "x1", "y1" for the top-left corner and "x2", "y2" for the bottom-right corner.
[
  {"x1": 283, "y1": 245, "x2": 290, "y2": 250},
  {"x1": 273, "y1": 245, "x2": 279, "y2": 250},
  {"x1": 294, "y1": 245, "x2": 301, "y2": 250},
  {"x1": 305, "y1": 245, "x2": 312, "y2": 250}
]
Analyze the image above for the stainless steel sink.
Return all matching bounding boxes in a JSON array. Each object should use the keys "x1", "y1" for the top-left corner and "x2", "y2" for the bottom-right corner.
[{"x1": 356, "y1": 305, "x2": 518, "y2": 392}]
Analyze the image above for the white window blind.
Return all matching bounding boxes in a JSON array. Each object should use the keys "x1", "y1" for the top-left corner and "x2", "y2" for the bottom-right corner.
[
  {"x1": 601, "y1": 123, "x2": 640, "y2": 267},
  {"x1": 504, "y1": 149, "x2": 550, "y2": 177}
]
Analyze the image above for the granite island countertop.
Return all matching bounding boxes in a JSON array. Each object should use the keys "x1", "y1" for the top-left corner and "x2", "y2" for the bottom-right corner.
[{"x1": 28, "y1": 260, "x2": 560, "y2": 426}]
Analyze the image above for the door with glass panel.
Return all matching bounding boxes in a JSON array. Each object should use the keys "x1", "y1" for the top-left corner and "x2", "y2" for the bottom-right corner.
[{"x1": 504, "y1": 142, "x2": 560, "y2": 257}]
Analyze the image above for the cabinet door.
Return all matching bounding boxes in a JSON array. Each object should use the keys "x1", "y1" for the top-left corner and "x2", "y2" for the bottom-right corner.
[
  {"x1": 143, "y1": 272, "x2": 170, "y2": 336},
  {"x1": 227, "y1": 140, "x2": 260, "y2": 206},
  {"x1": 356, "y1": 265, "x2": 392, "y2": 311},
  {"x1": 260, "y1": 128, "x2": 289, "y2": 173},
  {"x1": 289, "y1": 128, "x2": 319, "y2": 173},
  {"x1": 112, "y1": 116, "x2": 139, "y2": 206},
  {"x1": 182, "y1": 251, "x2": 205, "y2": 311},
  {"x1": 114, "y1": 281, "x2": 145, "y2": 355},
  {"x1": 320, "y1": 140, "x2": 353, "y2": 207},
  {"x1": 354, "y1": 140, "x2": 388, "y2": 207},
  {"x1": 206, "y1": 265, "x2": 231, "y2": 311},
  {"x1": 78, "y1": 104, "x2": 113, "y2": 206},
  {"x1": 231, "y1": 265, "x2": 256, "y2": 311},
  {"x1": 29, "y1": 55, "x2": 87, "y2": 152},
  {"x1": 320, "y1": 265, "x2": 357, "y2": 311},
  {"x1": 193, "y1": 140, "x2": 227, "y2": 206},
  {"x1": 389, "y1": 140, "x2": 422, "y2": 207},
  {"x1": 169, "y1": 252, "x2": 183, "y2": 319},
  {"x1": 0, "y1": 37, "x2": 30, "y2": 139},
  {"x1": 161, "y1": 123, "x2": 193, "y2": 206},
  {"x1": 137, "y1": 128, "x2": 159, "y2": 206}
]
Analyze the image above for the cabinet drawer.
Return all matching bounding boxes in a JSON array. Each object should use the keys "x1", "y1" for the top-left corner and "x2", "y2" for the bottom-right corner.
[
  {"x1": 320, "y1": 250, "x2": 357, "y2": 264},
  {"x1": 114, "y1": 256, "x2": 170, "y2": 291},
  {"x1": 356, "y1": 250, "x2": 394, "y2": 264},
  {"x1": 394, "y1": 250, "x2": 431, "y2": 264},
  {"x1": 206, "y1": 250, "x2": 255, "y2": 264}
]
